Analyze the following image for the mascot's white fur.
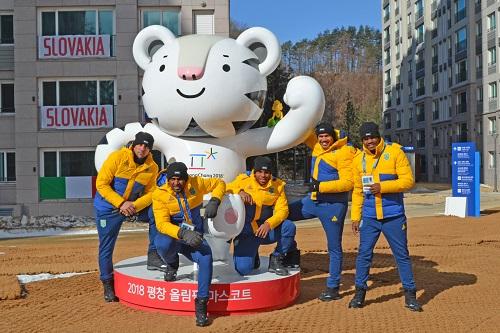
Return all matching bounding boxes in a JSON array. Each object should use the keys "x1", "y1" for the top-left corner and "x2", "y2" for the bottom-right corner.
[{"x1": 95, "y1": 26, "x2": 324, "y2": 257}]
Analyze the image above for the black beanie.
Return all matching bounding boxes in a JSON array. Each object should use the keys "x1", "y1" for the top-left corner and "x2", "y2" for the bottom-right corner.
[
  {"x1": 166, "y1": 162, "x2": 189, "y2": 181},
  {"x1": 315, "y1": 122, "x2": 335, "y2": 138},
  {"x1": 359, "y1": 122, "x2": 381, "y2": 139},
  {"x1": 133, "y1": 132, "x2": 154, "y2": 150},
  {"x1": 253, "y1": 156, "x2": 273, "y2": 172}
]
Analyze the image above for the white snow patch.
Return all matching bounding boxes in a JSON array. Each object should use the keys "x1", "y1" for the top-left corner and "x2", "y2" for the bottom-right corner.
[
  {"x1": 17, "y1": 272, "x2": 93, "y2": 284},
  {"x1": 0, "y1": 227, "x2": 148, "y2": 240}
]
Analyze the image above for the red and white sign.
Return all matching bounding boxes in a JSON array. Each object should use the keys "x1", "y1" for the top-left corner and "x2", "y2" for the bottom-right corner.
[
  {"x1": 38, "y1": 35, "x2": 111, "y2": 59},
  {"x1": 40, "y1": 105, "x2": 114, "y2": 129}
]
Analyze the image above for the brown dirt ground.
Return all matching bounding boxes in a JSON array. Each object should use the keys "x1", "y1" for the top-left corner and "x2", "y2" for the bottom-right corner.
[{"x1": 2, "y1": 211, "x2": 500, "y2": 333}]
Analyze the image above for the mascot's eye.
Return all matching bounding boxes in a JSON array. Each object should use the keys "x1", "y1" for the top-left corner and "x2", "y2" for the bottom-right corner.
[
  {"x1": 159, "y1": 64, "x2": 165, "y2": 72},
  {"x1": 222, "y1": 64, "x2": 230, "y2": 72}
]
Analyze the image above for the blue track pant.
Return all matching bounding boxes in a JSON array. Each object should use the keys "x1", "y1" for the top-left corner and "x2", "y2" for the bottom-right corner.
[
  {"x1": 286, "y1": 197, "x2": 347, "y2": 288},
  {"x1": 96, "y1": 207, "x2": 157, "y2": 282},
  {"x1": 233, "y1": 220, "x2": 297, "y2": 276},
  {"x1": 154, "y1": 233, "x2": 213, "y2": 298},
  {"x1": 354, "y1": 214, "x2": 416, "y2": 290}
]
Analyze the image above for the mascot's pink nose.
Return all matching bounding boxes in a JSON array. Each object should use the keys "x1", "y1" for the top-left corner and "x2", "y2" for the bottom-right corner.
[{"x1": 178, "y1": 67, "x2": 204, "y2": 80}]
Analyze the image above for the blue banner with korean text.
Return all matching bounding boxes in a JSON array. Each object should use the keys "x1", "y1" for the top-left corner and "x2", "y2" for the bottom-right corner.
[{"x1": 451, "y1": 142, "x2": 480, "y2": 217}]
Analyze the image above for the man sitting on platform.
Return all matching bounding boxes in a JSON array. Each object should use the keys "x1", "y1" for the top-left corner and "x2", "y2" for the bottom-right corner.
[{"x1": 227, "y1": 156, "x2": 299, "y2": 276}]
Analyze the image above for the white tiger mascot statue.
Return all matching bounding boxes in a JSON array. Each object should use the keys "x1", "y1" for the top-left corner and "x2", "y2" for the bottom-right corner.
[{"x1": 95, "y1": 25, "x2": 324, "y2": 254}]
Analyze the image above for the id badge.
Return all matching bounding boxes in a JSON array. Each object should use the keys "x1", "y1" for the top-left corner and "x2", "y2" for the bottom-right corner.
[
  {"x1": 362, "y1": 175, "x2": 374, "y2": 194},
  {"x1": 180, "y1": 222, "x2": 194, "y2": 231}
]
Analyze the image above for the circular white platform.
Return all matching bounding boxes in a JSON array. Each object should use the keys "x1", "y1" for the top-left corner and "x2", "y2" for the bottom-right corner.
[{"x1": 114, "y1": 255, "x2": 300, "y2": 315}]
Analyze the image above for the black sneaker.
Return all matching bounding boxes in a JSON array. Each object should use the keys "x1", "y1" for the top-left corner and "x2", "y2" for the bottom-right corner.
[
  {"x1": 282, "y1": 249, "x2": 301, "y2": 268},
  {"x1": 146, "y1": 251, "x2": 167, "y2": 272},
  {"x1": 102, "y1": 279, "x2": 118, "y2": 302},
  {"x1": 404, "y1": 289, "x2": 423, "y2": 312},
  {"x1": 348, "y1": 287, "x2": 366, "y2": 308},
  {"x1": 195, "y1": 297, "x2": 210, "y2": 327},
  {"x1": 268, "y1": 254, "x2": 289, "y2": 276},
  {"x1": 318, "y1": 287, "x2": 341, "y2": 301}
]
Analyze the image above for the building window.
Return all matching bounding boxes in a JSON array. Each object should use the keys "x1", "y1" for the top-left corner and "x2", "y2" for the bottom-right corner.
[
  {"x1": 384, "y1": 113, "x2": 392, "y2": 129},
  {"x1": 477, "y1": 119, "x2": 483, "y2": 135},
  {"x1": 142, "y1": 8, "x2": 180, "y2": 36},
  {"x1": 488, "y1": 47, "x2": 497, "y2": 66},
  {"x1": 0, "y1": 151, "x2": 15, "y2": 182},
  {"x1": 455, "y1": 26, "x2": 467, "y2": 53},
  {"x1": 455, "y1": 59, "x2": 467, "y2": 83},
  {"x1": 39, "y1": 10, "x2": 115, "y2": 58},
  {"x1": 457, "y1": 122, "x2": 468, "y2": 141},
  {"x1": 384, "y1": 3, "x2": 390, "y2": 22},
  {"x1": 432, "y1": 73, "x2": 439, "y2": 92},
  {"x1": 40, "y1": 79, "x2": 115, "y2": 129},
  {"x1": 489, "y1": 117, "x2": 497, "y2": 134},
  {"x1": 455, "y1": 0, "x2": 466, "y2": 22},
  {"x1": 385, "y1": 49, "x2": 391, "y2": 65},
  {"x1": 488, "y1": 12, "x2": 496, "y2": 32},
  {"x1": 385, "y1": 69, "x2": 391, "y2": 86},
  {"x1": 457, "y1": 91, "x2": 467, "y2": 113},
  {"x1": 385, "y1": 91, "x2": 392, "y2": 108},
  {"x1": 396, "y1": 111, "x2": 402, "y2": 128},
  {"x1": 489, "y1": 82, "x2": 498, "y2": 99},
  {"x1": 417, "y1": 129, "x2": 425, "y2": 148},
  {"x1": 0, "y1": 14, "x2": 13, "y2": 44},
  {"x1": 415, "y1": 0, "x2": 424, "y2": 19},
  {"x1": 433, "y1": 100, "x2": 439, "y2": 120},
  {"x1": 416, "y1": 23, "x2": 424, "y2": 44},
  {"x1": 433, "y1": 154, "x2": 440, "y2": 173},
  {"x1": 489, "y1": 151, "x2": 496, "y2": 169},
  {"x1": 416, "y1": 103, "x2": 425, "y2": 122},
  {"x1": 478, "y1": 86, "x2": 484, "y2": 102},
  {"x1": 193, "y1": 11, "x2": 214, "y2": 35},
  {"x1": 0, "y1": 82, "x2": 14, "y2": 113},
  {"x1": 42, "y1": 150, "x2": 96, "y2": 177},
  {"x1": 384, "y1": 27, "x2": 390, "y2": 44},
  {"x1": 416, "y1": 77, "x2": 425, "y2": 96}
]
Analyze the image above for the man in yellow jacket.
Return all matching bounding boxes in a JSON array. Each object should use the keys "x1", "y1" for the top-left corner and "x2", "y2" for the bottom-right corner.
[
  {"x1": 349, "y1": 122, "x2": 422, "y2": 312},
  {"x1": 285, "y1": 123, "x2": 357, "y2": 301},
  {"x1": 151, "y1": 162, "x2": 224, "y2": 327},
  {"x1": 94, "y1": 132, "x2": 159, "y2": 302},
  {"x1": 227, "y1": 156, "x2": 297, "y2": 276}
]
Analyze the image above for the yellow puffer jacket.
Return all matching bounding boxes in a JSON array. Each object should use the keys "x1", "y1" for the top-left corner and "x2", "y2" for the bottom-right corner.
[
  {"x1": 94, "y1": 147, "x2": 158, "y2": 212},
  {"x1": 351, "y1": 138, "x2": 414, "y2": 221},
  {"x1": 227, "y1": 172, "x2": 289, "y2": 232},
  {"x1": 304, "y1": 130, "x2": 357, "y2": 203},
  {"x1": 152, "y1": 175, "x2": 225, "y2": 238}
]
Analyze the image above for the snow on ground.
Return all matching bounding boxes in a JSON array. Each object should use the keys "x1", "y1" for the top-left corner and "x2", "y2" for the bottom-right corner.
[
  {"x1": 0, "y1": 227, "x2": 148, "y2": 240},
  {"x1": 17, "y1": 272, "x2": 93, "y2": 284}
]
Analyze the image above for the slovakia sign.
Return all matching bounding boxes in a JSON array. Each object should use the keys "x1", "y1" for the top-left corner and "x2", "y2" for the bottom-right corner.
[
  {"x1": 451, "y1": 142, "x2": 480, "y2": 217},
  {"x1": 40, "y1": 105, "x2": 114, "y2": 129},
  {"x1": 38, "y1": 35, "x2": 111, "y2": 59}
]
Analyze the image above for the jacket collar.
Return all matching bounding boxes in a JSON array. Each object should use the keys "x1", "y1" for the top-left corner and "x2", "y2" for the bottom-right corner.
[{"x1": 362, "y1": 138, "x2": 386, "y2": 157}]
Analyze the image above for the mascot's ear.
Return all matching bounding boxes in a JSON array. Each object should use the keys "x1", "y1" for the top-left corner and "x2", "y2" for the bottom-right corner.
[
  {"x1": 133, "y1": 25, "x2": 176, "y2": 70},
  {"x1": 236, "y1": 27, "x2": 281, "y2": 77}
]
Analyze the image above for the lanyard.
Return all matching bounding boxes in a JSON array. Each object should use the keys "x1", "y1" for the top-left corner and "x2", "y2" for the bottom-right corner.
[
  {"x1": 176, "y1": 192, "x2": 193, "y2": 225},
  {"x1": 362, "y1": 144, "x2": 386, "y2": 174}
]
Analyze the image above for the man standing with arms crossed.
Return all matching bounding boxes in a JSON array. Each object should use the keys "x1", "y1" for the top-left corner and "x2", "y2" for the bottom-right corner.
[
  {"x1": 349, "y1": 122, "x2": 422, "y2": 311},
  {"x1": 94, "y1": 132, "x2": 160, "y2": 302},
  {"x1": 284, "y1": 122, "x2": 357, "y2": 301}
]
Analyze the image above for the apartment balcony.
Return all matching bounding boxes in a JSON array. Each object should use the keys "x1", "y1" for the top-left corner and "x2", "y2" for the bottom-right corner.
[
  {"x1": 416, "y1": 9, "x2": 424, "y2": 21},
  {"x1": 384, "y1": 40, "x2": 391, "y2": 50},
  {"x1": 385, "y1": 79, "x2": 391, "y2": 87},
  {"x1": 487, "y1": 29, "x2": 496, "y2": 48},
  {"x1": 385, "y1": 57, "x2": 391, "y2": 65},
  {"x1": 490, "y1": 97, "x2": 498, "y2": 111},
  {"x1": 407, "y1": 25, "x2": 412, "y2": 38},
  {"x1": 456, "y1": 103, "x2": 467, "y2": 114}
]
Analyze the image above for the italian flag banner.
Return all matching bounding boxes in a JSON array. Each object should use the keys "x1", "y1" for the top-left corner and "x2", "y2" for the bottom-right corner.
[{"x1": 39, "y1": 176, "x2": 97, "y2": 200}]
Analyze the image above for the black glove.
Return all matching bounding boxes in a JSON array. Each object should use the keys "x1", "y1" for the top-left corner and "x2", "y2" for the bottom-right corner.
[
  {"x1": 178, "y1": 228, "x2": 203, "y2": 248},
  {"x1": 204, "y1": 197, "x2": 221, "y2": 219},
  {"x1": 309, "y1": 179, "x2": 321, "y2": 193}
]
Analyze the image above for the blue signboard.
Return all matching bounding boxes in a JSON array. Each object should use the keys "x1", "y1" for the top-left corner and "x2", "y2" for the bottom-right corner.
[{"x1": 451, "y1": 142, "x2": 480, "y2": 217}]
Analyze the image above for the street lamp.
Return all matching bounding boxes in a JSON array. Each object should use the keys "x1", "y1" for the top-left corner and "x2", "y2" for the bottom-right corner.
[{"x1": 493, "y1": 131, "x2": 498, "y2": 192}]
